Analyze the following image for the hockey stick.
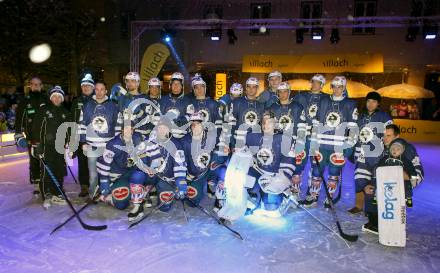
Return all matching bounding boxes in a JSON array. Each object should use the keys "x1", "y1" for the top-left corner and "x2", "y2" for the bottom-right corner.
[
  {"x1": 67, "y1": 165, "x2": 79, "y2": 184},
  {"x1": 314, "y1": 156, "x2": 358, "y2": 242},
  {"x1": 40, "y1": 157, "x2": 107, "y2": 232},
  {"x1": 50, "y1": 185, "x2": 100, "y2": 235},
  {"x1": 185, "y1": 198, "x2": 244, "y2": 240},
  {"x1": 128, "y1": 202, "x2": 166, "y2": 229},
  {"x1": 182, "y1": 199, "x2": 189, "y2": 223}
]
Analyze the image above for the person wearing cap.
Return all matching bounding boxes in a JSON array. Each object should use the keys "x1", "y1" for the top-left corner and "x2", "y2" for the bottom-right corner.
[
  {"x1": 301, "y1": 76, "x2": 358, "y2": 208},
  {"x1": 144, "y1": 77, "x2": 162, "y2": 135},
  {"x1": 159, "y1": 72, "x2": 192, "y2": 139},
  {"x1": 350, "y1": 91, "x2": 393, "y2": 214},
  {"x1": 14, "y1": 76, "x2": 47, "y2": 196},
  {"x1": 257, "y1": 70, "x2": 282, "y2": 108},
  {"x1": 31, "y1": 86, "x2": 70, "y2": 208},
  {"x1": 223, "y1": 77, "x2": 265, "y2": 153},
  {"x1": 70, "y1": 73, "x2": 94, "y2": 197},
  {"x1": 270, "y1": 81, "x2": 307, "y2": 200},
  {"x1": 362, "y1": 124, "x2": 424, "y2": 234}
]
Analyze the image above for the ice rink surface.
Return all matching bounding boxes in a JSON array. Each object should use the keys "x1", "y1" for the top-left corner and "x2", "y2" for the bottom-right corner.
[{"x1": 1, "y1": 144, "x2": 439, "y2": 273}]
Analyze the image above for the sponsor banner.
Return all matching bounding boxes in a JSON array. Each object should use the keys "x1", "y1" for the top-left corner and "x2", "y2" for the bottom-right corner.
[
  {"x1": 242, "y1": 53, "x2": 383, "y2": 73},
  {"x1": 215, "y1": 73, "x2": 227, "y2": 100},
  {"x1": 140, "y1": 43, "x2": 170, "y2": 92},
  {"x1": 393, "y1": 119, "x2": 440, "y2": 144}
]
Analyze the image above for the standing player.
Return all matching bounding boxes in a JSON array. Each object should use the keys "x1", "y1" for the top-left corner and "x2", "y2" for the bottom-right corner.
[
  {"x1": 159, "y1": 72, "x2": 191, "y2": 139},
  {"x1": 70, "y1": 73, "x2": 94, "y2": 197},
  {"x1": 304, "y1": 76, "x2": 358, "y2": 208},
  {"x1": 270, "y1": 82, "x2": 307, "y2": 199},
  {"x1": 258, "y1": 70, "x2": 282, "y2": 108},
  {"x1": 144, "y1": 77, "x2": 162, "y2": 135},
  {"x1": 14, "y1": 76, "x2": 47, "y2": 196},
  {"x1": 31, "y1": 86, "x2": 70, "y2": 208},
  {"x1": 78, "y1": 81, "x2": 118, "y2": 197},
  {"x1": 293, "y1": 74, "x2": 328, "y2": 204},
  {"x1": 350, "y1": 91, "x2": 392, "y2": 214}
]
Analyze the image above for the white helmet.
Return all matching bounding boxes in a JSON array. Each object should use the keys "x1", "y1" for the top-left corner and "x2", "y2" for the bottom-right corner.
[
  {"x1": 148, "y1": 77, "x2": 161, "y2": 87},
  {"x1": 230, "y1": 83, "x2": 243, "y2": 95},
  {"x1": 277, "y1": 81, "x2": 290, "y2": 91},
  {"x1": 125, "y1": 72, "x2": 140, "y2": 82},
  {"x1": 189, "y1": 111, "x2": 204, "y2": 122},
  {"x1": 246, "y1": 77, "x2": 259, "y2": 86},
  {"x1": 268, "y1": 70, "x2": 282, "y2": 80},
  {"x1": 311, "y1": 74, "x2": 326, "y2": 87},
  {"x1": 331, "y1": 76, "x2": 347, "y2": 88},
  {"x1": 170, "y1": 72, "x2": 184, "y2": 83},
  {"x1": 191, "y1": 76, "x2": 206, "y2": 89}
]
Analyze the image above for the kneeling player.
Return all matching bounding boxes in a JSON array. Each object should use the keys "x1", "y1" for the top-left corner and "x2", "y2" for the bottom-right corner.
[
  {"x1": 97, "y1": 123, "x2": 148, "y2": 221},
  {"x1": 244, "y1": 112, "x2": 297, "y2": 216}
]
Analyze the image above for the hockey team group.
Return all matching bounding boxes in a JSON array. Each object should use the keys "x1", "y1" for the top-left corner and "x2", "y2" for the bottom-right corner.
[{"x1": 13, "y1": 70, "x2": 424, "y2": 236}]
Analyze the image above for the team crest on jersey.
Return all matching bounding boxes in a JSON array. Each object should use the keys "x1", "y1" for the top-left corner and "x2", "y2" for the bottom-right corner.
[
  {"x1": 103, "y1": 150, "x2": 114, "y2": 163},
  {"x1": 92, "y1": 116, "x2": 108, "y2": 133},
  {"x1": 151, "y1": 157, "x2": 166, "y2": 172},
  {"x1": 199, "y1": 109, "x2": 210, "y2": 122},
  {"x1": 360, "y1": 127, "x2": 374, "y2": 143},
  {"x1": 330, "y1": 153, "x2": 345, "y2": 166},
  {"x1": 218, "y1": 105, "x2": 224, "y2": 118},
  {"x1": 279, "y1": 115, "x2": 293, "y2": 130},
  {"x1": 244, "y1": 111, "x2": 258, "y2": 126},
  {"x1": 326, "y1": 112, "x2": 341, "y2": 128},
  {"x1": 127, "y1": 157, "x2": 135, "y2": 167},
  {"x1": 175, "y1": 150, "x2": 185, "y2": 163},
  {"x1": 186, "y1": 104, "x2": 195, "y2": 115},
  {"x1": 300, "y1": 110, "x2": 306, "y2": 121},
  {"x1": 257, "y1": 147, "x2": 274, "y2": 165},
  {"x1": 308, "y1": 104, "x2": 318, "y2": 118},
  {"x1": 196, "y1": 152, "x2": 211, "y2": 169},
  {"x1": 187, "y1": 186, "x2": 198, "y2": 199},
  {"x1": 159, "y1": 191, "x2": 174, "y2": 204},
  {"x1": 112, "y1": 187, "x2": 129, "y2": 200},
  {"x1": 168, "y1": 107, "x2": 180, "y2": 118}
]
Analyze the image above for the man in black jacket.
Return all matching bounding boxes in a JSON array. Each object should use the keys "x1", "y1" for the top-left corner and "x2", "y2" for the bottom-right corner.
[
  {"x1": 14, "y1": 76, "x2": 47, "y2": 196},
  {"x1": 32, "y1": 86, "x2": 70, "y2": 208}
]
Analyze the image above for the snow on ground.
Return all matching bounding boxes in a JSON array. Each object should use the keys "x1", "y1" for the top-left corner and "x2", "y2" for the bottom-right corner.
[{"x1": 1, "y1": 144, "x2": 440, "y2": 273}]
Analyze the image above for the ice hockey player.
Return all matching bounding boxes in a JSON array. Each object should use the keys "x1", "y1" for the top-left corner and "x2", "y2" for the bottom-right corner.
[
  {"x1": 140, "y1": 116, "x2": 188, "y2": 212},
  {"x1": 257, "y1": 70, "x2": 282, "y2": 108},
  {"x1": 362, "y1": 124, "x2": 424, "y2": 234},
  {"x1": 302, "y1": 76, "x2": 358, "y2": 208},
  {"x1": 115, "y1": 72, "x2": 149, "y2": 135},
  {"x1": 77, "y1": 81, "x2": 118, "y2": 197},
  {"x1": 144, "y1": 77, "x2": 162, "y2": 135},
  {"x1": 293, "y1": 74, "x2": 328, "y2": 202},
  {"x1": 270, "y1": 81, "x2": 307, "y2": 199},
  {"x1": 244, "y1": 111, "x2": 297, "y2": 216},
  {"x1": 186, "y1": 75, "x2": 222, "y2": 137},
  {"x1": 96, "y1": 122, "x2": 147, "y2": 221},
  {"x1": 224, "y1": 77, "x2": 265, "y2": 152},
  {"x1": 31, "y1": 86, "x2": 70, "y2": 208},
  {"x1": 350, "y1": 91, "x2": 392, "y2": 214},
  {"x1": 159, "y1": 72, "x2": 191, "y2": 138},
  {"x1": 14, "y1": 76, "x2": 47, "y2": 196},
  {"x1": 70, "y1": 73, "x2": 94, "y2": 197},
  {"x1": 218, "y1": 83, "x2": 243, "y2": 118},
  {"x1": 180, "y1": 112, "x2": 219, "y2": 206}
]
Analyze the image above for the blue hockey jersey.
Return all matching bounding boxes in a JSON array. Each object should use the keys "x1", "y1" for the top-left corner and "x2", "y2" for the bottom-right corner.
[
  {"x1": 159, "y1": 94, "x2": 192, "y2": 138},
  {"x1": 293, "y1": 91, "x2": 329, "y2": 136},
  {"x1": 78, "y1": 96, "x2": 118, "y2": 148},
  {"x1": 187, "y1": 97, "x2": 223, "y2": 135},
  {"x1": 115, "y1": 93, "x2": 150, "y2": 135},
  {"x1": 245, "y1": 132, "x2": 296, "y2": 179}
]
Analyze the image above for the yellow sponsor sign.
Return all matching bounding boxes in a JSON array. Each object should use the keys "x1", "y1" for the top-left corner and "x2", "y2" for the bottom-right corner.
[
  {"x1": 215, "y1": 73, "x2": 227, "y2": 100},
  {"x1": 393, "y1": 119, "x2": 440, "y2": 144},
  {"x1": 140, "y1": 43, "x2": 170, "y2": 92},
  {"x1": 242, "y1": 53, "x2": 383, "y2": 73}
]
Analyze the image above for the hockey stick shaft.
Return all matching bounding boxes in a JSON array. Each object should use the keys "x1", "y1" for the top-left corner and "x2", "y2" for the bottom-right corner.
[
  {"x1": 67, "y1": 165, "x2": 79, "y2": 184},
  {"x1": 50, "y1": 185, "x2": 101, "y2": 235},
  {"x1": 128, "y1": 202, "x2": 165, "y2": 229},
  {"x1": 314, "y1": 156, "x2": 358, "y2": 242},
  {"x1": 184, "y1": 198, "x2": 244, "y2": 240},
  {"x1": 40, "y1": 157, "x2": 106, "y2": 231}
]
